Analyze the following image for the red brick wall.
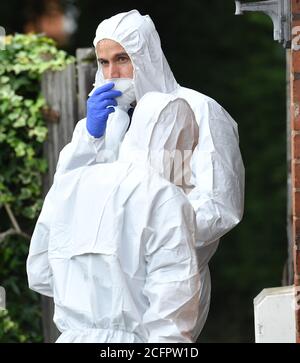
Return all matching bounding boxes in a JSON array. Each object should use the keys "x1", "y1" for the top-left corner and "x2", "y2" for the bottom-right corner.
[{"x1": 291, "y1": 0, "x2": 300, "y2": 344}]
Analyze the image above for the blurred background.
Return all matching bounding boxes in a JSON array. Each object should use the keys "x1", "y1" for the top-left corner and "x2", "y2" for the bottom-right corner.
[{"x1": 0, "y1": 0, "x2": 287, "y2": 342}]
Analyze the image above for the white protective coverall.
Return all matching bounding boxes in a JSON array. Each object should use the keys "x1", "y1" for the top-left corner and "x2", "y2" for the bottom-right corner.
[
  {"x1": 27, "y1": 9, "x2": 245, "y2": 340},
  {"x1": 90, "y1": 10, "x2": 244, "y2": 335},
  {"x1": 27, "y1": 92, "x2": 201, "y2": 343}
]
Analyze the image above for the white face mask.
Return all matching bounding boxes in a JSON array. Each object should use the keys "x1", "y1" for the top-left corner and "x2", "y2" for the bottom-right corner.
[
  {"x1": 89, "y1": 78, "x2": 136, "y2": 112},
  {"x1": 105, "y1": 78, "x2": 136, "y2": 112}
]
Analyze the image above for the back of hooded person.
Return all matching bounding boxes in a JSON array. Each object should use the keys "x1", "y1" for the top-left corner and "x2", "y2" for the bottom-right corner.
[
  {"x1": 51, "y1": 9, "x2": 245, "y2": 338},
  {"x1": 27, "y1": 92, "x2": 201, "y2": 343}
]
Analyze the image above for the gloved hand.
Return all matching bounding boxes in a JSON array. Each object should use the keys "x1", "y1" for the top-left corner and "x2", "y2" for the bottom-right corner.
[{"x1": 86, "y1": 82, "x2": 122, "y2": 138}]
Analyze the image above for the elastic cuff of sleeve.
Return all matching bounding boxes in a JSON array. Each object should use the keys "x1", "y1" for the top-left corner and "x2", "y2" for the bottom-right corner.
[{"x1": 83, "y1": 120, "x2": 105, "y2": 144}]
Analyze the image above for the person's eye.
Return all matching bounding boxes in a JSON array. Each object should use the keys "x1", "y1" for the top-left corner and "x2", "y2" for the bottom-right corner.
[
  {"x1": 99, "y1": 60, "x2": 108, "y2": 66},
  {"x1": 118, "y1": 57, "x2": 129, "y2": 63}
]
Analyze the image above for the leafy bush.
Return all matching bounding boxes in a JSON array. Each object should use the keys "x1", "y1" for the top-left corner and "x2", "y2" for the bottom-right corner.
[{"x1": 0, "y1": 34, "x2": 74, "y2": 342}]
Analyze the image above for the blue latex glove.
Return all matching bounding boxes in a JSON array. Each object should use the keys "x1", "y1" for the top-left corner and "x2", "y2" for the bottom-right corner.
[{"x1": 86, "y1": 82, "x2": 122, "y2": 138}]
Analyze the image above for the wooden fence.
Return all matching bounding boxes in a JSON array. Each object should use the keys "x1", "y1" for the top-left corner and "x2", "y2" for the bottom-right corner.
[{"x1": 40, "y1": 48, "x2": 96, "y2": 342}]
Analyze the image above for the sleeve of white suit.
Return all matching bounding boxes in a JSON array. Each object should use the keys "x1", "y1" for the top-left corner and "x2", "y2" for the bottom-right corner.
[
  {"x1": 26, "y1": 182, "x2": 58, "y2": 297},
  {"x1": 26, "y1": 118, "x2": 99, "y2": 296},
  {"x1": 188, "y1": 100, "x2": 245, "y2": 247},
  {"x1": 143, "y1": 192, "x2": 201, "y2": 343},
  {"x1": 54, "y1": 111, "x2": 129, "y2": 177},
  {"x1": 54, "y1": 118, "x2": 106, "y2": 178},
  {"x1": 26, "y1": 115, "x2": 116, "y2": 296}
]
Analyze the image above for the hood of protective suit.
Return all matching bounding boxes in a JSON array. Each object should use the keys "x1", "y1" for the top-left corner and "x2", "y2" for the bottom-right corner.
[
  {"x1": 119, "y1": 92, "x2": 198, "y2": 185},
  {"x1": 91, "y1": 9, "x2": 179, "y2": 101}
]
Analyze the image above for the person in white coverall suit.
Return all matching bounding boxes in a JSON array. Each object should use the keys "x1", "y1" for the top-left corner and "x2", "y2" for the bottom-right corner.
[
  {"x1": 27, "y1": 9, "x2": 245, "y2": 341},
  {"x1": 27, "y1": 92, "x2": 201, "y2": 343}
]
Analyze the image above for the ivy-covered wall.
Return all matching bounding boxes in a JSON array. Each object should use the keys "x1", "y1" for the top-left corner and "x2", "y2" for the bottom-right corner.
[{"x1": 0, "y1": 34, "x2": 74, "y2": 342}]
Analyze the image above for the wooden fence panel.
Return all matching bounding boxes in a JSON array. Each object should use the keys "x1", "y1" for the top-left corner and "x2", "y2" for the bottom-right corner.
[
  {"x1": 39, "y1": 49, "x2": 96, "y2": 342},
  {"x1": 76, "y1": 48, "x2": 97, "y2": 121},
  {"x1": 40, "y1": 62, "x2": 78, "y2": 343}
]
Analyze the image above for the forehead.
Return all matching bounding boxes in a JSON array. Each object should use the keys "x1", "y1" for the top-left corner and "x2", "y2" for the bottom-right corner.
[{"x1": 96, "y1": 39, "x2": 128, "y2": 58}]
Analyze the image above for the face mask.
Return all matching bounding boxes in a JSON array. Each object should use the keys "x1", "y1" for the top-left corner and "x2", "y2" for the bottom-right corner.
[
  {"x1": 105, "y1": 78, "x2": 136, "y2": 112},
  {"x1": 89, "y1": 78, "x2": 136, "y2": 112}
]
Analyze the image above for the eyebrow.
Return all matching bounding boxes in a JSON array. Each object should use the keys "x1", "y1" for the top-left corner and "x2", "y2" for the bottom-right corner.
[{"x1": 97, "y1": 52, "x2": 129, "y2": 62}]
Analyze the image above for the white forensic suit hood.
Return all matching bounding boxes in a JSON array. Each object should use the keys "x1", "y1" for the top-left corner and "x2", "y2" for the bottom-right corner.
[
  {"x1": 91, "y1": 10, "x2": 179, "y2": 101},
  {"x1": 27, "y1": 92, "x2": 202, "y2": 343}
]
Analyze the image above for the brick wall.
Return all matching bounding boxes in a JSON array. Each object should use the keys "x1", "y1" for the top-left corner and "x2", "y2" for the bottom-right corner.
[{"x1": 291, "y1": 0, "x2": 300, "y2": 344}]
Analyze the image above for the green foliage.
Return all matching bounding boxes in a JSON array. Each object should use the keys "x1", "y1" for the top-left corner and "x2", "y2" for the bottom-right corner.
[
  {"x1": 0, "y1": 34, "x2": 74, "y2": 217},
  {"x1": 0, "y1": 310, "x2": 27, "y2": 343},
  {"x1": 0, "y1": 235, "x2": 43, "y2": 343},
  {"x1": 0, "y1": 34, "x2": 74, "y2": 342}
]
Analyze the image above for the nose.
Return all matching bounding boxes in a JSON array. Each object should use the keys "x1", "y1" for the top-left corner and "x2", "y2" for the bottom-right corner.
[{"x1": 107, "y1": 63, "x2": 120, "y2": 79}]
